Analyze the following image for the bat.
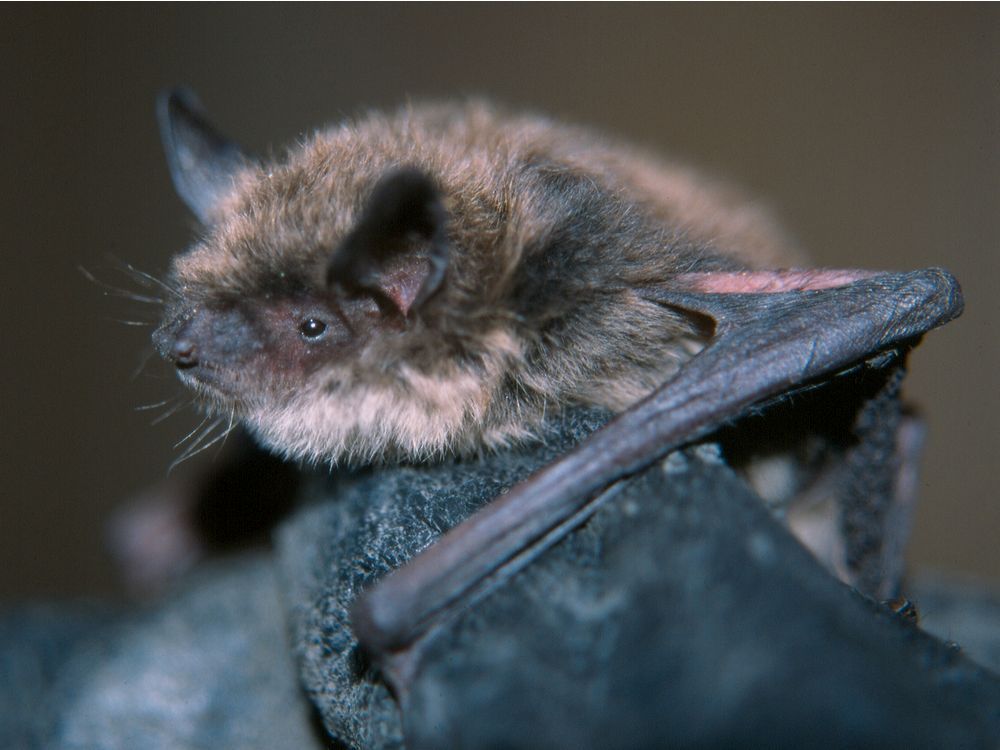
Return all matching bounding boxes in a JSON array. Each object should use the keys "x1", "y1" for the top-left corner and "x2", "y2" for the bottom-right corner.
[{"x1": 152, "y1": 91, "x2": 963, "y2": 672}]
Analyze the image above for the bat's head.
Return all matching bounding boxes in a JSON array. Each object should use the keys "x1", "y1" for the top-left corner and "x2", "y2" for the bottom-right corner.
[
  {"x1": 153, "y1": 92, "x2": 536, "y2": 465},
  {"x1": 152, "y1": 92, "x2": 779, "y2": 466}
]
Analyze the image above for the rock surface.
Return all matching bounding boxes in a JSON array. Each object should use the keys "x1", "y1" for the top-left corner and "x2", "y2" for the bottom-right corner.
[
  {"x1": 3, "y1": 407, "x2": 999, "y2": 749},
  {"x1": 1, "y1": 557, "x2": 322, "y2": 750}
]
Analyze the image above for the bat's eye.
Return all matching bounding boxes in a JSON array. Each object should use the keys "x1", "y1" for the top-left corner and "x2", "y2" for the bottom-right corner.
[{"x1": 299, "y1": 318, "x2": 328, "y2": 339}]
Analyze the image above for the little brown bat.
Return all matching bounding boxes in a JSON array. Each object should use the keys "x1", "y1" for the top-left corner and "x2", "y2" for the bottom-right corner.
[
  {"x1": 154, "y1": 92, "x2": 800, "y2": 465},
  {"x1": 152, "y1": 91, "x2": 962, "y2": 661}
]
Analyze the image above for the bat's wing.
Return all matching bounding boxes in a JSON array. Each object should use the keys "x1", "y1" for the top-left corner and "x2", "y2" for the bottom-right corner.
[{"x1": 352, "y1": 268, "x2": 963, "y2": 658}]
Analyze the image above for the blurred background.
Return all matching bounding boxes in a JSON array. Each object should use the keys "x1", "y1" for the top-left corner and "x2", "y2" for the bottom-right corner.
[{"x1": 1, "y1": 5, "x2": 996, "y2": 598}]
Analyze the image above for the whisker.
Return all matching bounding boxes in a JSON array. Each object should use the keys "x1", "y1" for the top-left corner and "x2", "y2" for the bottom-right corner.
[
  {"x1": 106, "y1": 289, "x2": 163, "y2": 305},
  {"x1": 171, "y1": 424, "x2": 233, "y2": 471},
  {"x1": 114, "y1": 261, "x2": 180, "y2": 298},
  {"x1": 170, "y1": 417, "x2": 224, "y2": 468},
  {"x1": 173, "y1": 414, "x2": 212, "y2": 448},
  {"x1": 185, "y1": 417, "x2": 224, "y2": 454},
  {"x1": 79, "y1": 266, "x2": 164, "y2": 305},
  {"x1": 134, "y1": 397, "x2": 175, "y2": 412},
  {"x1": 106, "y1": 317, "x2": 153, "y2": 327},
  {"x1": 216, "y1": 405, "x2": 238, "y2": 456},
  {"x1": 131, "y1": 347, "x2": 160, "y2": 381},
  {"x1": 152, "y1": 396, "x2": 194, "y2": 426}
]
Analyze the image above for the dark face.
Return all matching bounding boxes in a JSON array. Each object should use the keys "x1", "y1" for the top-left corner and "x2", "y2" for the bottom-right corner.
[
  {"x1": 153, "y1": 290, "x2": 383, "y2": 402},
  {"x1": 154, "y1": 165, "x2": 452, "y2": 407}
]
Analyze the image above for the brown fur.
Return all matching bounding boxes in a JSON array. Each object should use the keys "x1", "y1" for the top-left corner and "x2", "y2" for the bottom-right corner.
[{"x1": 159, "y1": 101, "x2": 800, "y2": 465}]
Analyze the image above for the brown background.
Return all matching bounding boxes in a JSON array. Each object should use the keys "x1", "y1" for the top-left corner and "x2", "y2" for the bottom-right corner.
[{"x1": 1, "y1": 5, "x2": 996, "y2": 598}]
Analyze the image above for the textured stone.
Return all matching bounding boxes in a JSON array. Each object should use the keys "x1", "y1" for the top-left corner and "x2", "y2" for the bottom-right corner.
[
  {"x1": 1, "y1": 556, "x2": 323, "y2": 750},
  {"x1": 276, "y1": 406, "x2": 1000, "y2": 749},
  {"x1": 402, "y1": 453, "x2": 1000, "y2": 749},
  {"x1": 4, "y1": 406, "x2": 999, "y2": 749},
  {"x1": 275, "y1": 408, "x2": 612, "y2": 748}
]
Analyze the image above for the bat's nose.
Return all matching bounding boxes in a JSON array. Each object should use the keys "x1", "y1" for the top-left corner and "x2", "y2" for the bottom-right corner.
[
  {"x1": 171, "y1": 336, "x2": 198, "y2": 368},
  {"x1": 152, "y1": 317, "x2": 199, "y2": 369},
  {"x1": 153, "y1": 304, "x2": 262, "y2": 373}
]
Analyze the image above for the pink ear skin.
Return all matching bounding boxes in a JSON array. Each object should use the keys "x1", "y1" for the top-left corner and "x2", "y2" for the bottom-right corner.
[
  {"x1": 363, "y1": 253, "x2": 434, "y2": 319},
  {"x1": 676, "y1": 269, "x2": 882, "y2": 295}
]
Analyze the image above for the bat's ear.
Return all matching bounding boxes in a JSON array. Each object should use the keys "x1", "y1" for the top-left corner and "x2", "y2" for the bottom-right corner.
[
  {"x1": 327, "y1": 167, "x2": 449, "y2": 319},
  {"x1": 157, "y1": 89, "x2": 250, "y2": 224}
]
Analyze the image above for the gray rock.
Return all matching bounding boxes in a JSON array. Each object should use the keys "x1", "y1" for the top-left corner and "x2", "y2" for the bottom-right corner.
[
  {"x1": 403, "y1": 453, "x2": 1000, "y2": 749},
  {"x1": 1, "y1": 556, "x2": 323, "y2": 750},
  {"x1": 275, "y1": 408, "x2": 612, "y2": 748},
  {"x1": 913, "y1": 573, "x2": 1000, "y2": 674},
  {"x1": 5, "y1": 406, "x2": 999, "y2": 749},
  {"x1": 276, "y1": 407, "x2": 1000, "y2": 749},
  {"x1": 0, "y1": 601, "x2": 117, "y2": 749}
]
